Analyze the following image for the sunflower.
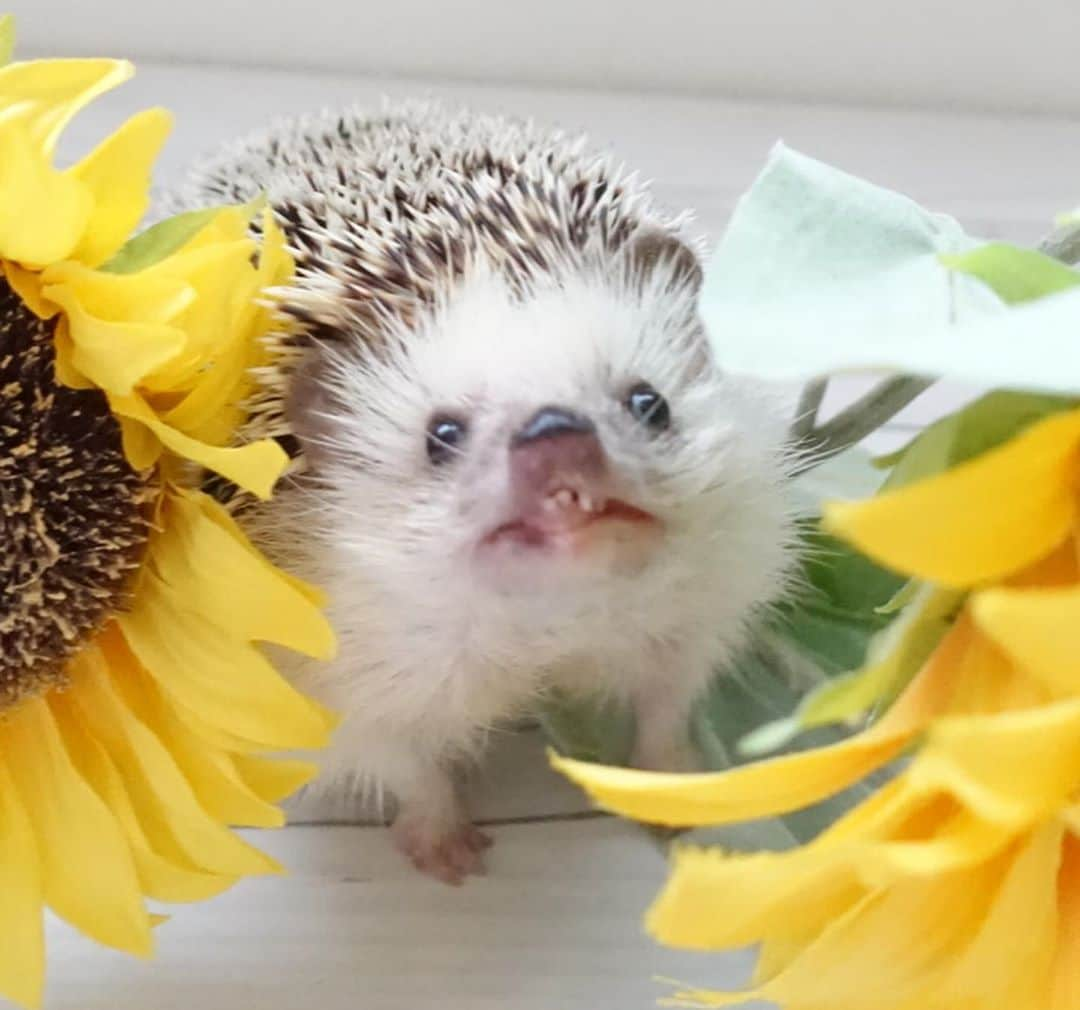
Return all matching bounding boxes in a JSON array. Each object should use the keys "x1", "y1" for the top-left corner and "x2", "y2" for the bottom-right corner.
[
  {"x1": 554, "y1": 406, "x2": 1080, "y2": 1009},
  {"x1": 0, "y1": 26, "x2": 336, "y2": 1009}
]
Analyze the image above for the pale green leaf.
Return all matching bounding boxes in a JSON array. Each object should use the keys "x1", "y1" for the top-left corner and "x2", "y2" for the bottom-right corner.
[
  {"x1": 1055, "y1": 208, "x2": 1080, "y2": 229},
  {"x1": 879, "y1": 413, "x2": 962, "y2": 492},
  {"x1": 875, "y1": 579, "x2": 920, "y2": 616},
  {"x1": 538, "y1": 690, "x2": 634, "y2": 767},
  {"x1": 741, "y1": 584, "x2": 962, "y2": 757},
  {"x1": 701, "y1": 144, "x2": 1080, "y2": 396},
  {"x1": 799, "y1": 584, "x2": 961, "y2": 726},
  {"x1": 881, "y1": 390, "x2": 1076, "y2": 492},
  {"x1": 0, "y1": 15, "x2": 14, "y2": 65},
  {"x1": 941, "y1": 244, "x2": 1080, "y2": 304},
  {"x1": 103, "y1": 194, "x2": 267, "y2": 276},
  {"x1": 103, "y1": 207, "x2": 224, "y2": 274}
]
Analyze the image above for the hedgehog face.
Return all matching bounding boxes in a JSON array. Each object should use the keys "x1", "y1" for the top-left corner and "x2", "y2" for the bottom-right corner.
[{"x1": 292, "y1": 266, "x2": 792, "y2": 619}]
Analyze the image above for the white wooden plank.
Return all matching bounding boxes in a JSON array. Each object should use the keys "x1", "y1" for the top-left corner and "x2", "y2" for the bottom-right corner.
[{"x1": 37, "y1": 821, "x2": 764, "y2": 1010}]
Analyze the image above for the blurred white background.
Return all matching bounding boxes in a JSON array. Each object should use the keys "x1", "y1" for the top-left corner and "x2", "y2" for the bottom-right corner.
[
  {"x1": 13, "y1": 0, "x2": 1080, "y2": 115},
  {"x1": 11, "y1": 0, "x2": 1080, "y2": 253}
]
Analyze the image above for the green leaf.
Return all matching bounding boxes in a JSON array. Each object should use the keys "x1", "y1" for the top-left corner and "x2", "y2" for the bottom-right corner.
[
  {"x1": 941, "y1": 244, "x2": 1080, "y2": 305},
  {"x1": 538, "y1": 690, "x2": 634, "y2": 767},
  {"x1": 875, "y1": 579, "x2": 920, "y2": 615},
  {"x1": 882, "y1": 390, "x2": 1077, "y2": 492},
  {"x1": 700, "y1": 144, "x2": 1080, "y2": 396},
  {"x1": 792, "y1": 584, "x2": 960, "y2": 732},
  {"x1": 879, "y1": 414, "x2": 962, "y2": 491},
  {"x1": 772, "y1": 524, "x2": 907, "y2": 674},
  {"x1": 731, "y1": 531, "x2": 909, "y2": 757},
  {"x1": 103, "y1": 204, "x2": 249, "y2": 274},
  {"x1": 0, "y1": 15, "x2": 15, "y2": 65},
  {"x1": 103, "y1": 207, "x2": 222, "y2": 274}
]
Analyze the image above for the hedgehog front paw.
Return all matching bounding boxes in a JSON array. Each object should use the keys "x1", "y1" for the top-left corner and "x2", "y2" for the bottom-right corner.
[{"x1": 392, "y1": 813, "x2": 493, "y2": 886}]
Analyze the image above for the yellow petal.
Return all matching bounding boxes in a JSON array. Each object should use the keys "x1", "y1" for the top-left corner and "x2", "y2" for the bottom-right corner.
[
  {"x1": 552, "y1": 615, "x2": 970, "y2": 828},
  {"x1": 1051, "y1": 833, "x2": 1080, "y2": 1009},
  {"x1": 158, "y1": 490, "x2": 335, "y2": 658},
  {"x1": 933, "y1": 823, "x2": 1061, "y2": 1009},
  {"x1": 825, "y1": 408, "x2": 1080, "y2": 588},
  {"x1": 67, "y1": 107, "x2": 173, "y2": 267},
  {"x1": 163, "y1": 213, "x2": 293, "y2": 444},
  {"x1": 0, "y1": 116, "x2": 90, "y2": 265},
  {"x1": 194, "y1": 488, "x2": 329, "y2": 610},
  {"x1": 908, "y1": 699, "x2": 1080, "y2": 827},
  {"x1": 116, "y1": 412, "x2": 164, "y2": 471},
  {"x1": 866, "y1": 805, "x2": 1015, "y2": 884},
  {"x1": 552, "y1": 730, "x2": 909, "y2": 829},
  {"x1": 649, "y1": 843, "x2": 863, "y2": 953},
  {"x1": 3, "y1": 259, "x2": 54, "y2": 317},
  {"x1": 0, "y1": 758, "x2": 45, "y2": 1009},
  {"x1": 67, "y1": 639, "x2": 283, "y2": 879},
  {"x1": 741, "y1": 839, "x2": 1030, "y2": 1009},
  {"x1": 111, "y1": 392, "x2": 287, "y2": 498},
  {"x1": 136, "y1": 236, "x2": 256, "y2": 392},
  {"x1": 0, "y1": 58, "x2": 133, "y2": 152},
  {"x1": 48, "y1": 688, "x2": 238, "y2": 904},
  {"x1": 113, "y1": 661, "x2": 287, "y2": 829},
  {"x1": 41, "y1": 263, "x2": 191, "y2": 393},
  {"x1": 119, "y1": 574, "x2": 335, "y2": 751},
  {"x1": 232, "y1": 755, "x2": 318, "y2": 805},
  {"x1": 973, "y1": 583, "x2": 1080, "y2": 697},
  {"x1": 2, "y1": 697, "x2": 153, "y2": 958}
]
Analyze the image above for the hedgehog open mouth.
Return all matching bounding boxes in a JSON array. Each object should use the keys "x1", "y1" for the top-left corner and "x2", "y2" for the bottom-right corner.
[{"x1": 483, "y1": 486, "x2": 658, "y2": 549}]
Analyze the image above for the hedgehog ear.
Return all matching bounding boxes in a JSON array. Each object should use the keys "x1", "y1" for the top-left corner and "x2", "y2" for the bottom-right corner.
[
  {"x1": 285, "y1": 346, "x2": 347, "y2": 471},
  {"x1": 628, "y1": 230, "x2": 703, "y2": 294}
]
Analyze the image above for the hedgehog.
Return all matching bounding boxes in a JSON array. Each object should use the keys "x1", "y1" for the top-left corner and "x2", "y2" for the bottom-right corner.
[{"x1": 172, "y1": 100, "x2": 795, "y2": 884}]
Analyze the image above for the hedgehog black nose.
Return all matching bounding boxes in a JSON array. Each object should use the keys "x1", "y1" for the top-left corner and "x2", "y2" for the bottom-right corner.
[{"x1": 513, "y1": 406, "x2": 595, "y2": 446}]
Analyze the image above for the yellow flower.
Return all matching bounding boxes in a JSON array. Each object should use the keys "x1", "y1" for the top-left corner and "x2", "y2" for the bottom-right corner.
[
  {"x1": 0, "y1": 38, "x2": 336, "y2": 1009},
  {"x1": 554, "y1": 406, "x2": 1080, "y2": 1010}
]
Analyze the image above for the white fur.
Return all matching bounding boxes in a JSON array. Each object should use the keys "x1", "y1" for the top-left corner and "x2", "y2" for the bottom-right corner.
[
  {"x1": 254, "y1": 267, "x2": 793, "y2": 825},
  {"x1": 178, "y1": 103, "x2": 796, "y2": 867}
]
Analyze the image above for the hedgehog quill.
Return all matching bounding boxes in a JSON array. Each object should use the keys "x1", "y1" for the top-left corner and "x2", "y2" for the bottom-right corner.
[{"x1": 174, "y1": 101, "x2": 796, "y2": 884}]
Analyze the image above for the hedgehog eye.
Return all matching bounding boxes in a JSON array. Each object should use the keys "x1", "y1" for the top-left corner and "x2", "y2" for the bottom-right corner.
[
  {"x1": 625, "y1": 383, "x2": 671, "y2": 432},
  {"x1": 426, "y1": 415, "x2": 468, "y2": 464}
]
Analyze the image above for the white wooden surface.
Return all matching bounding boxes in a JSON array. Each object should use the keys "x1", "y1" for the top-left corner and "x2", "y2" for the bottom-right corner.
[
  {"x1": 22, "y1": 61, "x2": 1080, "y2": 1010},
  {"x1": 45, "y1": 818, "x2": 766, "y2": 1010}
]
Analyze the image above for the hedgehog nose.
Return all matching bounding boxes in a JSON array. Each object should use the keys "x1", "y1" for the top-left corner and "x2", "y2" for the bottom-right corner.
[
  {"x1": 509, "y1": 407, "x2": 606, "y2": 506},
  {"x1": 512, "y1": 406, "x2": 595, "y2": 446}
]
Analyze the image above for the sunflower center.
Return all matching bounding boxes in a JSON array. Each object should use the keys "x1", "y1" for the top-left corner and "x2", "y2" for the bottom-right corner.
[{"x1": 0, "y1": 277, "x2": 151, "y2": 709}]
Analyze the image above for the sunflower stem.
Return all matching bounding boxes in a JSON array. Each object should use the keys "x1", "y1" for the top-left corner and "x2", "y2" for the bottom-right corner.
[
  {"x1": 790, "y1": 376, "x2": 934, "y2": 474},
  {"x1": 790, "y1": 377, "x2": 829, "y2": 440},
  {"x1": 790, "y1": 223, "x2": 1079, "y2": 472},
  {"x1": 1038, "y1": 220, "x2": 1080, "y2": 265}
]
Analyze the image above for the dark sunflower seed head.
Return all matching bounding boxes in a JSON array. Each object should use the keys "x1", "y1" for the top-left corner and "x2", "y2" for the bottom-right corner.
[{"x1": 0, "y1": 277, "x2": 152, "y2": 710}]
